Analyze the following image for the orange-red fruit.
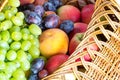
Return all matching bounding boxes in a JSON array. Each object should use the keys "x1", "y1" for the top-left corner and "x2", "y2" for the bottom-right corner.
[
  {"x1": 69, "y1": 33, "x2": 83, "y2": 55},
  {"x1": 69, "y1": 22, "x2": 88, "y2": 40},
  {"x1": 34, "y1": 0, "x2": 46, "y2": 5},
  {"x1": 39, "y1": 28, "x2": 69, "y2": 58},
  {"x1": 57, "y1": 5, "x2": 81, "y2": 22},
  {"x1": 81, "y1": 4, "x2": 95, "y2": 24},
  {"x1": 20, "y1": 0, "x2": 34, "y2": 5},
  {"x1": 44, "y1": 11, "x2": 56, "y2": 16},
  {"x1": 38, "y1": 69, "x2": 48, "y2": 79},
  {"x1": 45, "y1": 54, "x2": 69, "y2": 74}
]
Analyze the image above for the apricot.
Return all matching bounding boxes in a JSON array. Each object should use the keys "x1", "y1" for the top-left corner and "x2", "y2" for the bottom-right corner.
[{"x1": 39, "y1": 28, "x2": 69, "y2": 58}]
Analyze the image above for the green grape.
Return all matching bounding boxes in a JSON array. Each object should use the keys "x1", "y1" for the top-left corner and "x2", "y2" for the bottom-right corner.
[
  {"x1": 11, "y1": 16, "x2": 23, "y2": 26},
  {"x1": 0, "y1": 35, "x2": 1, "y2": 40},
  {"x1": 2, "y1": 5, "x2": 11, "y2": 12},
  {"x1": 0, "y1": 61, "x2": 6, "y2": 70},
  {"x1": 5, "y1": 62, "x2": 17, "y2": 74},
  {"x1": 0, "y1": 40, "x2": 9, "y2": 50},
  {"x1": 0, "y1": 48, "x2": 7, "y2": 55},
  {"x1": 0, "y1": 20, "x2": 13, "y2": 31},
  {"x1": 10, "y1": 78, "x2": 16, "y2": 80},
  {"x1": 29, "y1": 24, "x2": 42, "y2": 36},
  {"x1": 21, "y1": 40, "x2": 31, "y2": 51},
  {"x1": 22, "y1": 33, "x2": 29, "y2": 40},
  {"x1": 1, "y1": 30, "x2": 10, "y2": 42},
  {"x1": 30, "y1": 38, "x2": 40, "y2": 48},
  {"x1": 28, "y1": 34, "x2": 34, "y2": 40},
  {"x1": 12, "y1": 68, "x2": 25, "y2": 80},
  {"x1": 6, "y1": 50, "x2": 17, "y2": 61},
  {"x1": 0, "y1": 12, "x2": 5, "y2": 21},
  {"x1": 9, "y1": 26, "x2": 20, "y2": 33},
  {"x1": 28, "y1": 45, "x2": 40, "y2": 59},
  {"x1": 0, "y1": 53, "x2": 5, "y2": 61},
  {"x1": 26, "y1": 52, "x2": 33, "y2": 62},
  {"x1": 8, "y1": 0, "x2": 20, "y2": 7},
  {"x1": 17, "y1": 50, "x2": 27, "y2": 62},
  {"x1": 13, "y1": 60, "x2": 20, "y2": 68},
  {"x1": 10, "y1": 41, "x2": 21, "y2": 51},
  {"x1": 10, "y1": 7, "x2": 18, "y2": 14},
  {"x1": 4, "y1": 66, "x2": 12, "y2": 79},
  {"x1": 21, "y1": 28, "x2": 30, "y2": 34},
  {"x1": 0, "y1": 72, "x2": 7, "y2": 80},
  {"x1": 8, "y1": 38, "x2": 13, "y2": 44},
  {"x1": 16, "y1": 12, "x2": 25, "y2": 19},
  {"x1": 5, "y1": 10, "x2": 14, "y2": 19},
  {"x1": 11, "y1": 31, "x2": 22, "y2": 41},
  {"x1": 20, "y1": 60, "x2": 30, "y2": 71}
]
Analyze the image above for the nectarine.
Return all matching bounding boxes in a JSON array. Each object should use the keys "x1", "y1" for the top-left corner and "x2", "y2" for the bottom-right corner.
[
  {"x1": 57, "y1": 5, "x2": 81, "y2": 22},
  {"x1": 45, "y1": 54, "x2": 69, "y2": 74},
  {"x1": 39, "y1": 28, "x2": 69, "y2": 58}
]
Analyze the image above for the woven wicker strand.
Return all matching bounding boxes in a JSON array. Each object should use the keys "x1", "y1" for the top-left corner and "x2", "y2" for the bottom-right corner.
[
  {"x1": 42, "y1": 0, "x2": 120, "y2": 80},
  {"x1": 0, "y1": 0, "x2": 8, "y2": 11}
]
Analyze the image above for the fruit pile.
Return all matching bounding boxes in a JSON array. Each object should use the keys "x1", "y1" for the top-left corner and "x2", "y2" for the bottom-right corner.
[{"x1": 0, "y1": 0, "x2": 98, "y2": 80}]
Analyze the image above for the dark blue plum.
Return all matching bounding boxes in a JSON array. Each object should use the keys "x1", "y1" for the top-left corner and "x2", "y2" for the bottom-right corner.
[
  {"x1": 39, "y1": 23, "x2": 46, "y2": 31},
  {"x1": 33, "y1": 5, "x2": 45, "y2": 17},
  {"x1": 30, "y1": 58, "x2": 45, "y2": 74},
  {"x1": 24, "y1": 11, "x2": 42, "y2": 25},
  {"x1": 60, "y1": 20, "x2": 74, "y2": 34},
  {"x1": 43, "y1": 2, "x2": 56, "y2": 11},
  {"x1": 48, "y1": 0, "x2": 62, "y2": 8},
  {"x1": 43, "y1": 14, "x2": 59, "y2": 28},
  {"x1": 28, "y1": 73, "x2": 39, "y2": 80},
  {"x1": 18, "y1": 4, "x2": 35, "y2": 11}
]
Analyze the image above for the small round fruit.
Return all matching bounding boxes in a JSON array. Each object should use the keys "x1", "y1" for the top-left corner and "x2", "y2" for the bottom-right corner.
[
  {"x1": 60, "y1": 20, "x2": 74, "y2": 34},
  {"x1": 43, "y1": 2, "x2": 56, "y2": 11},
  {"x1": 43, "y1": 14, "x2": 59, "y2": 28},
  {"x1": 39, "y1": 28, "x2": 69, "y2": 58},
  {"x1": 38, "y1": 69, "x2": 48, "y2": 79},
  {"x1": 57, "y1": 5, "x2": 81, "y2": 22},
  {"x1": 30, "y1": 58, "x2": 45, "y2": 74}
]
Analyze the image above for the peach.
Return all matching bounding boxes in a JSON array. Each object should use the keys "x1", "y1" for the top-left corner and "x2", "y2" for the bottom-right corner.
[
  {"x1": 39, "y1": 28, "x2": 69, "y2": 58},
  {"x1": 45, "y1": 54, "x2": 69, "y2": 74},
  {"x1": 57, "y1": 5, "x2": 81, "y2": 22}
]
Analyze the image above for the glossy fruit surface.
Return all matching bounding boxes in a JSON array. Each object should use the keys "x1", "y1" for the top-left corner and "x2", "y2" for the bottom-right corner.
[
  {"x1": 30, "y1": 58, "x2": 45, "y2": 74},
  {"x1": 39, "y1": 28, "x2": 69, "y2": 58},
  {"x1": 60, "y1": 20, "x2": 74, "y2": 34}
]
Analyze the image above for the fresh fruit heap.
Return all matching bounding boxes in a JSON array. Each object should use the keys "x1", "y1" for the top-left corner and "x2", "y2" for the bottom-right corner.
[{"x1": 0, "y1": 0, "x2": 98, "y2": 80}]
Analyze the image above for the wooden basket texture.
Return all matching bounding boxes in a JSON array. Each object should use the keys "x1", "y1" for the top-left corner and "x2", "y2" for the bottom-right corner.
[{"x1": 42, "y1": 0, "x2": 120, "y2": 80}]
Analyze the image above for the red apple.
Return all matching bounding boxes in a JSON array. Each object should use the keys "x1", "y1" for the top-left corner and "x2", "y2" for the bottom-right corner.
[
  {"x1": 20, "y1": 0, "x2": 35, "y2": 5},
  {"x1": 69, "y1": 33, "x2": 84, "y2": 55},
  {"x1": 81, "y1": 4, "x2": 95, "y2": 24},
  {"x1": 69, "y1": 22, "x2": 88, "y2": 40},
  {"x1": 45, "y1": 54, "x2": 69, "y2": 74},
  {"x1": 57, "y1": 5, "x2": 81, "y2": 22},
  {"x1": 84, "y1": 53, "x2": 92, "y2": 62}
]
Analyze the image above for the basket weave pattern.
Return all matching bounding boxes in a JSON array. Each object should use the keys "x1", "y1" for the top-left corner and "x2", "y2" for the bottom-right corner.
[{"x1": 43, "y1": 0, "x2": 120, "y2": 80}]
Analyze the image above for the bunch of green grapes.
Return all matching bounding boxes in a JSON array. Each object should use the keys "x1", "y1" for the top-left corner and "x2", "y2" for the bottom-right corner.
[{"x1": 0, "y1": 0, "x2": 42, "y2": 80}]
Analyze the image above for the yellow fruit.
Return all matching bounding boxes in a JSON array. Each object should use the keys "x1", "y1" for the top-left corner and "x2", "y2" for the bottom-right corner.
[{"x1": 39, "y1": 28, "x2": 69, "y2": 58}]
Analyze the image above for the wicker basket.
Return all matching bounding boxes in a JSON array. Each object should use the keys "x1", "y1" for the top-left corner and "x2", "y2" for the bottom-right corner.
[
  {"x1": 42, "y1": 0, "x2": 120, "y2": 80},
  {"x1": 0, "y1": 0, "x2": 8, "y2": 11}
]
